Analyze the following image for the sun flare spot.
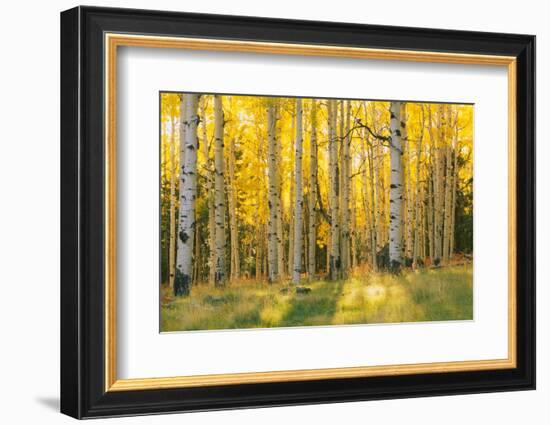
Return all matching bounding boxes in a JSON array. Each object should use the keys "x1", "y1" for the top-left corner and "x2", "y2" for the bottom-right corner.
[{"x1": 365, "y1": 284, "x2": 387, "y2": 302}]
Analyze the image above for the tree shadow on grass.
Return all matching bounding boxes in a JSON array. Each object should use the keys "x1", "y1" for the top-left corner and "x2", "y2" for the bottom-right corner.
[{"x1": 279, "y1": 280, "x2": 345, "y2": 327}]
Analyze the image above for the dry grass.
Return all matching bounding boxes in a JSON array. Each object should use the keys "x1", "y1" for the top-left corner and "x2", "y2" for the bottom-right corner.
[{"x1": 160, "y1": 265, "x2": 473, "y2": 332}]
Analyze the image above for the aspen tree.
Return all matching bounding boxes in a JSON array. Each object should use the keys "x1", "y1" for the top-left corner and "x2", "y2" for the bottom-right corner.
[
  {"x1": 442, "y1": 105, "x2": 453, "y2": 265},
  {"x1": 328, "y1": 99, "x2": 341, "y2": 280},
  {"x1": 213, "y1": 95, "x2": 227, "y2": 286},
  {"x1": 308, "y1": 100, "x2": 318, "y2": 279},
  {"x1": 200, "y1": 97, "x2": 216, "y2": 285},
  {"x1": 292, "y1": 98, "x2": 304, "y2": 284},
  {"x1": 267, "y1": 100, "x2": 279, "y2": 282},
  {"x1": 350, "y1": 174, "x2": 357, "y2": 269},
  {"x1": 402, "y1": 104, "x2": 413, "y2": 259},
  {"x1": 288, "y1": 104, "x2": 295, "y2": 277},
  {"x1": 174, "y1": 94, "x2": 200, "y2": 296},
  {"x1": 412, "y1": 105, "x2": 425, "y2": 268},
  {"x1": 341, "y1": 100, "x2": 351, "y2": 276},
  {"x1": 427, "y1": 165, "x2": 435, "y2": 261},
  {"x1": 169, "y1": 95, "x2": 186, "y2": 288},
  {"x1": 275, "y1": 104, "x2": 285, "y2": 278},
  {"x1": 367, "y1": 135, "x2": 379, "y2": 272},
  {"x1": 227, "y1": 136, "x2": 240, "y2": 279},
  {"x1": 388, "y1": 101, "x2": 404, "y2": 273},
  {"x1": 168, "y1": 111, "x2": 177, "y2": 289},
  {"x1": 288, "y1": 166, "x2": 294, "y2": 277},
  {"x1": 428, "y1": 106, "x2": 442, "y2": 264},
  {"x1": 449, "y1": 112, "x2": 459, "y2": 259}
]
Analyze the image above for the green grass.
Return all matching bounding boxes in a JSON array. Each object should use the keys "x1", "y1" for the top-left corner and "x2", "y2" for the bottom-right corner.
[{"x1": 160, "y1": 265, "x2": 473, "y2": 332}]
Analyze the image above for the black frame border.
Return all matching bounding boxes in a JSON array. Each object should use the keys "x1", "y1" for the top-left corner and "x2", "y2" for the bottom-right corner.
[{"x1": 61, "y1": 6, "x2": 535, "y2": 419}]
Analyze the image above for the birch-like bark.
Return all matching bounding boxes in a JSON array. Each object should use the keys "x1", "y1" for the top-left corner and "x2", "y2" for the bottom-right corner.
[
  {"x1": 264, "y1": 224, "x2": 268, "y2": 279},
  {"x1": 274, "y1": 104, "x2": 285, "y2": 278},
  {"x1": 442, "y1": 105, "x2": 453, "y2": 265},
  {"x1": 340, "y1": 100, "x2": 351, "y2": 276},
  {"x1": 350, "y1": 174, "x2": 357, "y2": 269},
  {"x1": 168, "y1": 113, "x2": 177, "y2": 289},
  {"x1": 303, "y1": 202, "x2": 309, "y2": 275},
  {"x1": 308, "y1": 100, "x2": 318, "y2": 279},
  {"x1": 162, "y1": 137, "x2": 170, "y2": 281},
  {"x1": 213, "y1": 95, "x2": 227, "y2": 286},
  {"x1": 256, "y1": 136, "x2": 266, "y2": 280},
  {"x1": 427, "y1": 166, "x2": 435, "y2": 261},
  {"x1": 255, "y1": 224, "x2": 262, "y2": 280},
  {"x1": 367, "y1": 134, "x2": 378, "y2": 272},
  {"x1": 288, "y1": 167, "x2": 294, "y2": 277},
  {"x1": 287, "y1": 107, "x2": 295, "y2": 277},
  {"x1": 227, "y1": 137, "x2": 240, "y2": 280},
  {"x1": 267, "y1": 101, "x2": 279, "y2": 283},
  {"x1": 435, "y1": 105, "x2": 446, "y2": 264},
  {"x1": 200, "y1": 97, "x2": 216, "y2": 285},
  {"x1": 388, "y1": 101, "x2": 404, "y2": 273},
  {"x1": 193, "y1": 214, "x2": 200, "y2": 282},
  {"x1": 403, "y1": 106, "x2": 413, "y2": 259},
  {"x1": 449, "y1": 125, "x2": 459, "y2": 259},
  {"x1": 328, "y1": 99, "x2": 341, "y2": 280},
  {"x1": 170, "y1": 96, "x2": 186, "y2": 288},
  {"x1": 326, "y1": 230, "x2": 330, "y2": 275},
  {"x1": 292, "y1": 98, "x2": 304, "y2": 284},
  {"x1": 365, "y1": 103, "x2": 380, "y2": 271},
  {"x1": 419, "y1": 182, "x2": 426, "y2": 259},
  {"x1": 434, "y1": 160, "x2": 441, "y2": 262},
  {"x1": 371, "y1": 103, "x2": 384, "y2": 252},
  {"x1": 427, "y1": 106, "x2": 441, "y2": 263},
  {"x1": 360, "y1": 137, "x2": 369, "y2": 256},
  {"x1": 174, "y1": 94, "x2": 200, "y2": 296},
  {"x1": 360, "y1": 127, "x2": 372, "y2": 267},
  {"x1": 412, "y1": 105, "x2": 425, "y2": 268},
  {"x1": 378, "y1": 146, "x2": 386, "y2": 249}
]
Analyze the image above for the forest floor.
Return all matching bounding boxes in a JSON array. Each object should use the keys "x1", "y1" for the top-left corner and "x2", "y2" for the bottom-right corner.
[{"x1": 160, "y1": 264, "x2": 473, "y2": 332}]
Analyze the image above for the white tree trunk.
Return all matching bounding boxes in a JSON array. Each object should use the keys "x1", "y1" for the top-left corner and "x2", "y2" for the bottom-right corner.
[
  {"x1": 341, "y1": 100, "x2": 351, "y2": 276},
  {"x1": 227, "y1": 137, "x2": 240, "y2": 280},
  {"x1": 213, "y1": 95, "x2": 226, "y2": 286},
  {"x1": 442, "y1": 105, "x2": 453, "y2": 265},
  {"x1": 427, "y1": 168, "x2": 435, "y2": 261},
  {"x1": 170, "y1": 95, "x2": 186, "y2": 288},
  {"x1": 168, "y1": 113, "x2": 178, "y2": 289},
  {"x1": 350, "y1": 166, "x2": 357, "y2": 269},
  {"x1": 288, "y1": 108, "x2": 295, "y2": 278},
  {"x1": 288, "y1": 167, "x2": 294, "y2": 277},
  {"x1": 200, "y1": 97, "x2": 216, "y2": 285},
  {"x1": 388, "y1": 101, "x2": 404, "y2": 272},
  {"x1": 255, "y1": 224, "x2": 262, "y2": 280},
  {"x1": 366, "y1": 132, "x2": 378, "y2": 272},
  {"x1": 419, "y1": 181, "x2": 426, "y2": 259},
  {"x1": 427, "y1": 106, "x2": 441, "y2": 264},
  {"x1": 449, "y1": 126, "x2": 459, "y2": 259},
  {"x1": 328, "y1": 99, "x2": 341, "y2": 280},
  {"x1": 412, "y1": 106, "x2": 425, "y2": 268},
  {"x1": 292, "y1": 98, "x2": 304, "y2": 284},
  {"x1": 267, "y1": 101, "x2": 279, "y2": 283},
  {"x1": 402, "y1": 106, "x2": 413, "y2": 260},
  {"x1": 434, "y1": 105, "x2": 446, "y2": 264},
  {"x1": 274, "y1": 104, "x2": 285, "y2": 278},
  {"x1": 308, "y1": 100, "x2": 318, "y2": 279},
  {"x1": 174, "y1": 94, "x2": 200, "y2": 296}
]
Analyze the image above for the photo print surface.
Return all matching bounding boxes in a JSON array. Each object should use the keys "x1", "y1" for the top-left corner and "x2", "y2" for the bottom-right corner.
[{"x1": 159, "y1": 93, "x2": 474, "y2": 332}]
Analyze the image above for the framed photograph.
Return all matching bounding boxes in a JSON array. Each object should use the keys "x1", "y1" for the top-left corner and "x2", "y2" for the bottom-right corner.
[{"x1": 60, "y1": 6, "x2": 535, "y2": 419}]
